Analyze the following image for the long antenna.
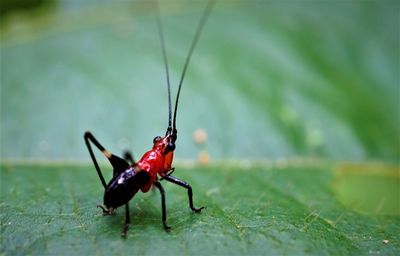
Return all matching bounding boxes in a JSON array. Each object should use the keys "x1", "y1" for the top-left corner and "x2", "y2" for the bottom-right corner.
[
  {"x1": 155, "y1": 1, "x2": 172, "y2": 131},
  {"x1": 172, "y1": 0, "x2": 216, "y2": 132}
]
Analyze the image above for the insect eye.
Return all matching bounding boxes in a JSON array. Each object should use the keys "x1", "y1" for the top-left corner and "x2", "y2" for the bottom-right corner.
[{"x1": 153, "y1": 136, "x2": 161, "y2": 144}]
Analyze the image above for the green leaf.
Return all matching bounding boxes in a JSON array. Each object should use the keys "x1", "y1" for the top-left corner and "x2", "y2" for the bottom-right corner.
[
  {"x1": 1, "y1": 162, "x2": 399, "y2": 255},
  {"x1": 333, "y1": 163, "x2": 399, "y2": 216},
  {"x1": 1, "y1": 1, "x2": 399, "y2": 255}
]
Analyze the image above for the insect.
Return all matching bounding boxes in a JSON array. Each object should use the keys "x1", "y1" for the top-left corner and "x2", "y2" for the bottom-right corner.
[{"x1": 83, "y1": 1, "x2": 215, "y2": 237}]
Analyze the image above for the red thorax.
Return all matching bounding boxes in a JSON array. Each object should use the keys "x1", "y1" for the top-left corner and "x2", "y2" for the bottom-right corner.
[{"x1": 136, "y1": 134, "x2": 174, "y2": 192}]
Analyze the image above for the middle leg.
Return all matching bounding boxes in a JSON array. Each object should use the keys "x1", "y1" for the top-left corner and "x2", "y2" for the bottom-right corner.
[
  {"x1": 154, "y1": 181, "x2": 170, "y2": 230},
  {"x1": 121, "y1": 203, "x2": 130, "y2": 237}
]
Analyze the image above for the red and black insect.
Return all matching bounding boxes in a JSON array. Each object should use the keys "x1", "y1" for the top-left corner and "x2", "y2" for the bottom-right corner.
[{"x1": 83, "y1": 1, "x2": 215, "y2": 237}]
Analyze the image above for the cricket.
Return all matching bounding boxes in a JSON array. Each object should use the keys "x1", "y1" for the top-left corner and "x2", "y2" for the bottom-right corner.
[{"x1": 83, "y1": 0, "x2": 215, "y2": 237}]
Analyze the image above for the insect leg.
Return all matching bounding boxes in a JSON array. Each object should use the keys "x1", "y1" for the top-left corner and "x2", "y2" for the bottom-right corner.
[
  {"x1": 154, "y1": 181, "x2": 171, "y2": 230},
  {"x1": 84, "y1": 131, "x2": 130, "y2": 185},
  {"x1": 84, "y1": 131, "x2": 109, "y2": 188},
  {"x1": 159, "y1": 168, "x2": 175, "y2": 180},
  {"x1": 163, "y1": 175, "x2": 205, "y2": 213},
  {"x1": 123, "y1": 150, "x2": 136, "y2": 165},
  {"x1": 121, "y1": 203, "x2": 130, "y2": 237}
]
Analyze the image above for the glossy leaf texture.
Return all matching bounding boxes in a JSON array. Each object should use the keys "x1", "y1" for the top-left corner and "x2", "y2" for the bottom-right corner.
[
  {"x1": 1, "y1": 1, "x2": 399, "y2": 255},
  {"x1": 1, "y1": 162, "x2": 399, "y2": 255}
]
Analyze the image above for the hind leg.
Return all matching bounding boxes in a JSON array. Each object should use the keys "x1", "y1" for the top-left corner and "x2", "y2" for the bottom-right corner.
[
  {"x1": 123, "y1": 150, "x2": 136, "y2": 165},
  {"x1": 84, "y1": 131, "x2": 130, "y2": 188},
  {"x1": 84, "y1": 131, "x2": 109, "y2": 188},
  {"x1": 84, "y1": 131, "x2": 131, "y2": 217}
]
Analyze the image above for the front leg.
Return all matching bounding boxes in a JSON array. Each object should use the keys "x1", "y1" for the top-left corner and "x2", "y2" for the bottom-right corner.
[
  {"x1": 163, "y1": 175, "x2": 204, "y2": 213},
  {"x1": 159, "y1": 168, "x2": 175, "y2": 180}
]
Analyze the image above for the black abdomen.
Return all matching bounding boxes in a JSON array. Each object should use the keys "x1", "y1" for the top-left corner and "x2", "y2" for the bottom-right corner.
[{"x1": 104, "y1": 167, "x2": 151, "y2": 208}]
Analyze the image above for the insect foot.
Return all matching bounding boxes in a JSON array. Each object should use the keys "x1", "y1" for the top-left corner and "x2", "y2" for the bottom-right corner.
[
  {"x1": 193, "y1": 206, "x2": 205, "y2": 213},
  {"x1": 163, "y1": 222, "x2": 171, "y2": 232},
  {"x1": 97, "y1": 204, "x2": 116, "y2": 215},
  {"x1": 121, "y1": 224, "x2": 129, "y2": 238}
]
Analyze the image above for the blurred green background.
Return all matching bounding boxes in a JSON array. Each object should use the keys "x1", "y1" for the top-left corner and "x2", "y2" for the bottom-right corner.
[
  {"x1": 1, "y1": 0, "x2": 398, "y2": 162},
  {"x1": 1, "y1": 0, "x2": 399, "y2": 255}
]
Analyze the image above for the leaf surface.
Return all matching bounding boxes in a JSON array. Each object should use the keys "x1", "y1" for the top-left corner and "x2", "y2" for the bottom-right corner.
[{"x1": 1, "y1": 162, "x2": 399, "y2": 255}]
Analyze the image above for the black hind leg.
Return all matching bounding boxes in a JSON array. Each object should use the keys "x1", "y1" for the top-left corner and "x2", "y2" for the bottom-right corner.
[
  {"x1": 84, "y1": 131, "x2": 130, "y2": 188},
  {"x1": 84, "y1": 131, "x2": 109, "y2": 188},
  {"x1": 123, "y1": 150, "x2": 136, "y2": 165}
]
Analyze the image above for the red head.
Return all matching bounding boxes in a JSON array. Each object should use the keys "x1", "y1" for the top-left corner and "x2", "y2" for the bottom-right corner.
[
  {"x1": 152, "y1": 131, "x2": 176, "y2": 154},
  {"x1": 151, "y1": 130, "x2": 176, "y2": 173}
]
